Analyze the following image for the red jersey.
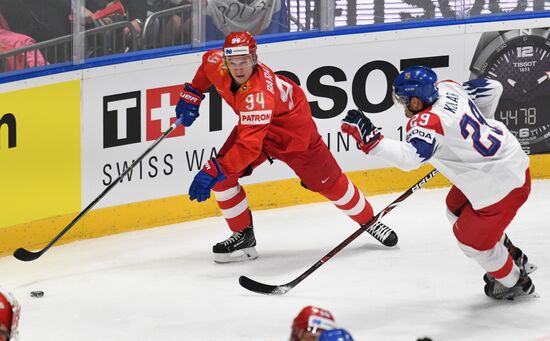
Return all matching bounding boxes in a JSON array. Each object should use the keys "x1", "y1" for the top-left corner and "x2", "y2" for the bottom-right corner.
[{"x1": 191, "y1": 49, "x2": 320, "y2": 175}]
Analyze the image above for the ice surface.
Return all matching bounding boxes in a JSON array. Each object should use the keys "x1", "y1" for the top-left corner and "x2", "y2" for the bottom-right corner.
[{"x1": 1, "y1": 182, "x2": 549, "y2": 341}]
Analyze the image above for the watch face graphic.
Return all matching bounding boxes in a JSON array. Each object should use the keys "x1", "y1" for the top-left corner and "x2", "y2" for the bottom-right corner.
[{"x1": 471, "y1": 28, "x2": 550, "y2": 154}]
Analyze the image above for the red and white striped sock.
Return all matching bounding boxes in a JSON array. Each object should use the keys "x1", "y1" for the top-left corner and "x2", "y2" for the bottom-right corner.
[
  {"x1": 321, "y1": 174, "x2": 373, "y2": 225},
  {"x1": 213, "y1": 184, "x2": 252, "y2": 232},
  {"x1": 458, "y1": 239, "x2": 520, "y2": 287}
]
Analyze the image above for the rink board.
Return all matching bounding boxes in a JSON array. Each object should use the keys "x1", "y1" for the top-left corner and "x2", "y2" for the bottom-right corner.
[
  {"x1": 0, "y1": 81, "x2": 81, "y2": 238},
  {"x1": 2, "y1": 18, "x2": 550, "y2": 255}
]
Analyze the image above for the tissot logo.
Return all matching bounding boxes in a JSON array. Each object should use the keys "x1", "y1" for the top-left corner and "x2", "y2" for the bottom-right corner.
[
  {"x1": 203, "y1": 55, "x2": 450, "y2": 130},
  {"x1": 103, "y1": 91, "x2": 141, "y2": 148},
  {"x1": 146, "y1": 85, "x2": 184, "y2": 141},
  {"x1": 103, "y1": 86, "x2": 184, "y2": 148},
  {"x1": 0, "y1": 113, "x2": 17, "y2": 149}
]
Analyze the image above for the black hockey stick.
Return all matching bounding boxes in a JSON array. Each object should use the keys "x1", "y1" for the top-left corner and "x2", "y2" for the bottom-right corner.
[
  {"x1": 239, "y1": 168, "x2": 440, "y2": 295},
  {"x1": 13, "y1": 117, "x2": 185, "y2": 262}
]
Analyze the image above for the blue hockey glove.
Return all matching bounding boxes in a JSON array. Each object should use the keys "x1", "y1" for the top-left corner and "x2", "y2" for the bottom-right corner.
[
  {"x1": 341, "y1": 109, "x2": 384, "y2": 154},
  {"x1": 189, "y1": 158, "x2": 227, "y2": 202},
  {"x1": 319, "y1": 328, "x2": 355, "y2": 341},
  {"x1": 175, "y1": 83, "x2": 205, "y2": 127}
]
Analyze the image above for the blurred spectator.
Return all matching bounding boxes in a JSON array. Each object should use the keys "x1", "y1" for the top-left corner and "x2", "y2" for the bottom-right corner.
[
  {"x1": 88, "y1": 0, "x2": 147, "y2": 44},
  {"x1": 291, "y1": 306, "x2": 337, "y2": 341},
  {"x1": 148, "y1": 0, "x2": 292, "y2": 48},
  {"x1": 319, "y1": 329, "x2": 355, "y2": 341},
  {"x1": 0, "y1": 0, "x2": 110, "y2": 42},
  {"x1": 0, "y1": 287, "x2": 20, "y2": 341},
  {"x1": 0, "y1": 28, "x2": 47, "y2": 72},
  {"x1": 120, "y1": 0, "x2": 148, "y2": 42},
  {"x1": 205, "y1": 0, "x2": 289, "y2": 41},
  {"x1": 0, "y1": 11, "x2": 46, "y2": 72},
  {"x1": 87, "y1": 0, "x2": 127, "y2": 27},
  {"x1": 0, "y1": 0, "x2": 71, "y2": 42},
  {"x1": 145, "y1": 0, "x2": 192, "y2": 47},
  {"x1": 0, "y1": 10, "x2": 7, "y2": 29},
  {"x1": 0, "y1": 1, "x2": 139, "y2": 65}
]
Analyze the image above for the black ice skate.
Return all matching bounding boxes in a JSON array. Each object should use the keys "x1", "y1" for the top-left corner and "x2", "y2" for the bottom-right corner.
[
  {"x1": 484, "y1": 271, "x2": 536, "y2": 300},
  {"x1": 483, "y1": 235, "x2": 537, "y2": 291},
  {"x1": 363, "y1": 221, "x2": 398, "y2": 247},
  {"x1": 213, "y1": 227, "x2": 258, "y2": 263},
  {"x1": 503, "y1": 234, "x2": 537, "y2": 274}
]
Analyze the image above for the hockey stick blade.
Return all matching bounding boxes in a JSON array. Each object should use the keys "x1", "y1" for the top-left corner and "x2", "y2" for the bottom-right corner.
[
  {"x1": 238, "y1": 169, "x2": 440, "y2": 295},
  {"x1": 239, "y1": 276, "x2": 293, "y2": 295},
  {"x1": 13, "y1": 248, "x2": 42, "y2": 262}
]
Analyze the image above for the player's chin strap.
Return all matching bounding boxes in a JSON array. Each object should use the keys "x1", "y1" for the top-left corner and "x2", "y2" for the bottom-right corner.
[
  {"x1": 12, "y1": 117, "x2": 186, "y2": 262},
  {"x1": 239, "y1": 168, "x2": 440, "y2": 295}
]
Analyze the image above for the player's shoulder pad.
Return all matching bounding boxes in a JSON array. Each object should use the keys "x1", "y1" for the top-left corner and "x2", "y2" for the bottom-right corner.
[
  {"x1": 438, "y1": 79, "x2": 461, "y2": 86},
  {"x1": 462, "y1": 78, "x2": 503, "y2": 99},
  {"x1": 437, "y1": 79, "x2": 464, "y2": 93},
  {"x1": 255, "y1": 63, "x2": 277, "y2": 96},
  {"x1": 406, "y1": 111, "x2": 444, "y2": 133},
  {"x1": 406, "y1": 111, "x2": 444, "y2": 144},
  {"x1": 203, "y1": 49, "x2": 224, "y2": 65}
]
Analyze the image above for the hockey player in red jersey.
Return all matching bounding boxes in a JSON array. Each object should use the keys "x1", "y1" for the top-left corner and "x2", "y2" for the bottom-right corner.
[
  {"x1": 175, "y1": 31, "x2": 397, "y2": 263},
  {"x1": 341, "y1": 66, "x2": 536, "y2": 300},
  {"x1": 0, "y1": 288, "x2": 20, "y2": 341},
  {"x1": 290, "y1": 306, "x2": 337, "y2": 341}
]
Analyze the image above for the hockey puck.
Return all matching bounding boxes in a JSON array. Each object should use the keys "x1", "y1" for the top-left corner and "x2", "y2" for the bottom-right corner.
[{"x1": 30, "y1": 290, "x2": 44, "y2": 298}]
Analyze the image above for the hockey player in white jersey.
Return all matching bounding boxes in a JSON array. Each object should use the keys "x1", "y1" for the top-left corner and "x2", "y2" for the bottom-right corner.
[{"x1": 341, "y1": 66, "x2": 536, "y2": 300}]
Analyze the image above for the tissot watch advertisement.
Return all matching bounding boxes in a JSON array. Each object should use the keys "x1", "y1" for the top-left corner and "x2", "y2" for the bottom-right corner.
[{"x1": 469, "y1": 27, "x2": 550, "y2": 154}]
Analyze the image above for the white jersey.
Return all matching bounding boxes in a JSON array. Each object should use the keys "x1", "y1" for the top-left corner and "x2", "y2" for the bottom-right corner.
[{"x1": 373, "y1": 79, "x2": 529, "y2": 209}]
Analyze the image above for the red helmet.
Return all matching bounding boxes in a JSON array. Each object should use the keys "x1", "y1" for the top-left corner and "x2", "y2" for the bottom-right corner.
[
  {"x1": 223, "y1": 31, "x2": 257, "y2": 57},
  {"x1": 291, "y1": 306, "x2": 336, "y2": 341},
  {"x1": 0, "y1": 289, "x2": 20, "y2": 341}
]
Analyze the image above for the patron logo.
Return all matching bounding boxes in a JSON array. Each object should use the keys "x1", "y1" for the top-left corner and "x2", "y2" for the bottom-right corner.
[
  {"x1": 240, "y1": 110, "x2": 272, "y2": 125},
  {"x1": 103, "y1": 86, "x2": 184, "y2": 148},
  {"x1": 0, "y1": 113, "x2": 17, "y2": 149}
]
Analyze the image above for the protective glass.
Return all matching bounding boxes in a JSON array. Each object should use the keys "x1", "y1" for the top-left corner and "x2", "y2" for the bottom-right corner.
[{"x1": 392, "y1": 90, "x2": 410, "y2": 107}]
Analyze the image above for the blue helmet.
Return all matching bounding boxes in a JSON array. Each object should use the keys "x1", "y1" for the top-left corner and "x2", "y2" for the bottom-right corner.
[
  {"x1": 318, "y1": 328, "x2": 354, "y2": 341},
  {"x1": 393, "y1": 66, "x2": 439, "y2": 106}
]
